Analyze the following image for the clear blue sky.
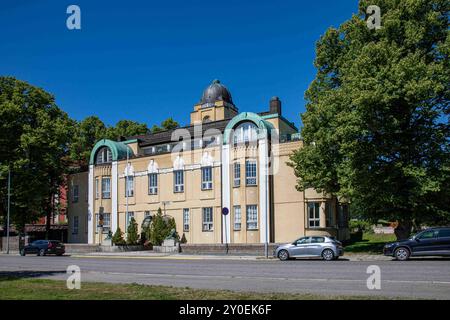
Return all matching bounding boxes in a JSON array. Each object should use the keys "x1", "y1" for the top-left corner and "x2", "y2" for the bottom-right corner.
[{"x1": 0, "y1": 0, "x2": 359, "y2": 129}]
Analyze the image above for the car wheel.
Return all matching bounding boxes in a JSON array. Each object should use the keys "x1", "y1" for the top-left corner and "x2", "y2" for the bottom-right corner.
[
  {"x1": 20, "y1": 249, "x2": 26, "y2": 256},
  {"x1": 38, "y1": 249, "x2": 46, "y2": 256},
  {"x1": 322, "y1": 249, "x2": 335, "y2": 261},
  {"x1": 394, "y1": 247, "x2": 410, "y2": 261},
  {"x1": 278, "y1": 250, "x2": 290, "y2": 261}
]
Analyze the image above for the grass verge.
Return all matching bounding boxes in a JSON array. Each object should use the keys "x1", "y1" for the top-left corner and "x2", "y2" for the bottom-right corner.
[
  {"x1": 345, "y1": 233, "x2": 397, "y2": 254},
  {"x1": 0, "y1": 276, "x2": 392, "y2": 300}
]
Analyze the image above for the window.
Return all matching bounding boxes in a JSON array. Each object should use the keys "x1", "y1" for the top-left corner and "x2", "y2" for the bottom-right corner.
[
  {"x1": 246, "y1": 205, "x2": 258, "y2": 230},
  {"x1": 233, "y1": 206, "x2": 241, "y2": 230},
  {"x1": 325, "y1": 202, "x2": 334, "y2": 227},
  {"x1": 202, "y1": 207, "x2": 213, "y2": 231},
  {"x1": 102, "y1": 213, "x2": 111, "y2": 233},
  {"x1": 102, "y1": 177, "x2": 111, "y2": 199},
  {"x1": 95, "y1": 147, "x2": 112, "y2": 164},
  {"x1": 73, "y1": 216, "x2": 79, "y2": 235},
  {"x1": 144, "y1": 211, "x2": 151, "y2": 217},
  {"x1": 418, "y1": 230, "x2": 437, "y2": 239},
  {"x1": 72, "y1": 185, "x2": 79, "y2": 203},
  {"x1": 233, "y1": 122, "x2": 258, "y2": 145},
  {"x1": 148, "y1": 173, "x2": 158, "y2": 195},
  {"x1": 183, "y1": 209, "x2": 190, "y2": 232},
  {"x1": 233, "y1": 162, "x2": 241, "y2": 187},
  {"x1": 201, "y1": 167, "x2": 213, "y2": 190},
  {"x1": 95, "y1": 178, "x2": 99, "y2": 199},
  {"x1": 126, "y1": 212, "x2": 134, "y2": 230},
  {"x1": 95, "y1": 213, "x2": 110, "y2": 233},
  {"x1": 125, "y1": 176, "x2": 134, "y2": 197},
  {"x1": 308, "y1": 202, "x2": 320, "y2": 228},
  {"x1": 245, "y1": 160, "x2": 257, "y2": 186},
  {"x1": 296, "y1": 237, "x2": 311, "y2": 245},
  {"x1": 174, "y1": 170, "x2": 184, "y2": 193},
  {"x1": 438, "y1": 229, "x2": 450, "y2": 238},
  {"x1": 311, "y1": 236, "x2": 325, "y2": 243}
]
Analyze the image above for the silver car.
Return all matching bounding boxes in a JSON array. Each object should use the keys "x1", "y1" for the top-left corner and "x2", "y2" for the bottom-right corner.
[{"x1": 274, "y1": 236, "x2": 343, "y2": 261}]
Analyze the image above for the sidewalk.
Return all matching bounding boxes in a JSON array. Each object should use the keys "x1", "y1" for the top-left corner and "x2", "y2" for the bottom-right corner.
[
  {"x1": 1, "y1": 250, "x2": 392, "y2": 261},
  {"x1": 67, "y1": 251, "x2": 392, "y2": 261}
]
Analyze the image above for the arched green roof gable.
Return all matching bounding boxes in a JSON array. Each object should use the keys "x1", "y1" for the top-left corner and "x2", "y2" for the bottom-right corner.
[
  {"x1": 223, "y1": 112, "x2": 274, "y2": 145},
  {"x1": 89, "y1": 139, "x2": 134, "y2": 165}
]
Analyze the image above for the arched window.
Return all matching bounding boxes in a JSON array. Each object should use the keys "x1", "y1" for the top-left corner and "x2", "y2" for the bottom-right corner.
[
  {"x1": 95, "y1": 147, "x2": 112, "y2": 164},
  {"x1": 233, "y1": 122, "x2": 258, "y2": 146}
]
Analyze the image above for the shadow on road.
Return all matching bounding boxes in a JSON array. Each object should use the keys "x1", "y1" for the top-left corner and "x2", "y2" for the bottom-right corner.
[{"x1": 0, "y1": 270, "x2": 66, "y2": 282}]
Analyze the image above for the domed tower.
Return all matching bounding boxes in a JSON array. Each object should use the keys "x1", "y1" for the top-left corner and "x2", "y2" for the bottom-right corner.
[{"x1": 191, "y1": 79, "x2": 238, "y2": 124}]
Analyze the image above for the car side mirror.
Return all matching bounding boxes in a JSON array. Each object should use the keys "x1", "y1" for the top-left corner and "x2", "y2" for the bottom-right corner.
[{"x1": 415, "y1": 238, "x2": 420, "y2": 242}]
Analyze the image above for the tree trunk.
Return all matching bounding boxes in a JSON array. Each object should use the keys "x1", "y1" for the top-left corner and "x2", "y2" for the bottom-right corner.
[{"x1": 394, "y1": 220, "x2": 413, "y2": 240}]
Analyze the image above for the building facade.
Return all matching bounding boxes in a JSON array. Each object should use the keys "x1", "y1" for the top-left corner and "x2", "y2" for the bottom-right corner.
[{"x1": 67, "y1": 80, "x2": 350, "y2": 245}]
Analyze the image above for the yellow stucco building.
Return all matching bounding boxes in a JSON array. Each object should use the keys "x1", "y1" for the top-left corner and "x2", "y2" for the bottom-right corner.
[{"x1": 67, "y1": 80, "x2": 350, "y2": 245}]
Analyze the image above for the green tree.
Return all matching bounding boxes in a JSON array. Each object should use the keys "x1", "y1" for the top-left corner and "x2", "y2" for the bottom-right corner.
[
  {"x1": 126, "y1": 217, "x2": 139, "y2": 245},
  {"x1": 149, "y1": 208, "x2": 166, "y2": 245},
  {"x1": 289, "y1": 0, "x2": 450, "y2": 239},
  {"x1": 151, "y1": 117, "x2": 180, "y2": 133},
  {"x1": 106, "y1": 120, "x2": 148, "y2": 140},
  {"x1": 112, "y1": 227, "x2": 126, "y2": 245},
  {"x1": 0, "y1": 77, "x2": 74, "y2": 232},
  {"x1": 70, "y1": 116, "x2": 106, "y2": 168},
  {"x1": 149, "y1": 208, "x2": 178, "y2": 245}
]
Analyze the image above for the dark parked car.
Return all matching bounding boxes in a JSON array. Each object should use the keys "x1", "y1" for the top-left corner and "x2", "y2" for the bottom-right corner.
[
  {"x1": 384, "y1": 227, "x2": 450, "y2": 261},
  {"x1": 20, "y1": 240, "x2": 65, "y2": 256}
]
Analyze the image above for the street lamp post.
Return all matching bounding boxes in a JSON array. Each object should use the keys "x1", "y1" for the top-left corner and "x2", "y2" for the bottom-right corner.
[{"x1": 6, "y1": 169, "x2": 11, "y2": 254}]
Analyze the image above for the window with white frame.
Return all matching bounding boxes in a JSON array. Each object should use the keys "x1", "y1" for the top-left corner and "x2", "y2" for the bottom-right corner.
[
  {"x1": 126, "y1": 212, "x2": 134, "y2": 230},
  {"x1": 148, "y1": 173, "x2": 158, "y2": 195},
  {"x1": 202, "y1": 207, "x2": 213, "y2": 231},
  {"x1": 102, "y1": 213, "x2": 111, "y2": 232},
  {"x1": 233, "y1": 206, "x2": 241, "y2": 230},
  {"x1": 144, "y1": 211, "x2": 151, "y2": 218},
  {"x1": 72, "y1": 185, "x2": 79, "y2": 202},
  {"x1": 102, "y1": 177, "x2": 111, "y2": 199},
  {"x1": 95, "y1": 178, "x2": 99, "y2": 199},
  {"x1": 201, "y1": 166, "x2": 213, "y2": 190},
  {"x1": 125, "y1": 175, "x2": 134, "y2": 197},
  {"x1": 96, "y1": 147, "x2": 113, "y2": 164},
  {"x1": 174, "y1": 170, "x2": 184, "y2": 192},
  {"x1": 95, "y1": 213, "x2": 111, "y2": 232},
  {"x1": 233, "y1": 162, "x2": 241, "y2": 187},
  {"x1": 245, "y1": 160, "x2": 257, "y2": 186},
  {"x1": 246, "y1": 205, "x2": 258, "y2": 230},
  {"x1": 73, "y1": 216, "x2": 79, "y2": 234},
  {"x1": 233, "y1": 122, "x2": 258, "y2": 145},
  {"x1": 308, "y1": 202, "x2": 320, "y2": 228},
  {"x1": 183, "y1": 208, "x2": 190, "y2": 232}
]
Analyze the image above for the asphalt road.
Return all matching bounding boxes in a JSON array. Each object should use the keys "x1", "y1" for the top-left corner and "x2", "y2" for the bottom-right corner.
[{"x1": 1, "y1": 254, "x2": 450, "y2": 299}]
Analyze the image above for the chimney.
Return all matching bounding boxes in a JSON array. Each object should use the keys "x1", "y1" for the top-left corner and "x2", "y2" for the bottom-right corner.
[{"x1": 269, "y1": 96, "x2": 282, "y2": 115}]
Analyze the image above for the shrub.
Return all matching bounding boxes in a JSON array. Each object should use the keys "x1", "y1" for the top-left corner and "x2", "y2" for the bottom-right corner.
[
  {"x1": 180, "y1": 233, "x2": 187, "y2": 244},
  {"x1": 150, "y1": 208, "x2": 179, "y2": 245},
  {"x1": 349, "y1": 219, "x2": 373, "y2": 233},
  {"x1": 112, "y1": 227, "x2": 126, "y2": 245},
  {"x1": 126, "y1": 217, "x2": 139, "y2": 245}
]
